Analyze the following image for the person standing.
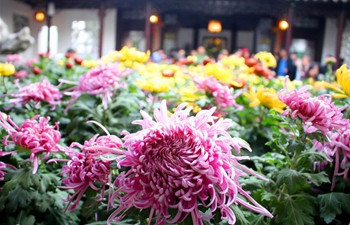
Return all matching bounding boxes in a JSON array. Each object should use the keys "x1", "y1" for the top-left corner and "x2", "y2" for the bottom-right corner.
[
  {"x1": 275, "y1": 49, "x2": 296, "y2": 79},
  {"x1": 287, "y1": 52, "x2": 298, "y2": 81}
]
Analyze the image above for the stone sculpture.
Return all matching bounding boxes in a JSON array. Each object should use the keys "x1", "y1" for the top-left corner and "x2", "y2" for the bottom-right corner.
[{"x1": 0, "y1": 17, "x2": 35, "y2": 54}]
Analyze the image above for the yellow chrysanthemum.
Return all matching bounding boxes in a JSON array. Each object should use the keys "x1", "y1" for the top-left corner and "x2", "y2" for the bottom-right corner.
[
  {"x1": 101, "y1": 55, "x2": 113, "y2": 64},
  {"x1": 244, "y1": 85, "x2": 286, "y2": 113},
  {"x1": 254, "y1": 51, "x2": 277, "y2": 68},
  {"x1": 273, "y1": 76, "x2": 296, "y2": 91},
  {"x1": 119, "y1": 46, "x2": 150, "y2": 65},
  {"x1": 106, "y1": 50, "x2": 121, "y2": 62},
  {"x1": 0, "y1": 62, "x2": 16, "y2": 76},
  {"x1": 221, "y1": 55, "x2": 245, "y2": 67},
  {"x1": 320, "y1": 64, "x2": 350, "y2": 98},
  {"x1": 57, "y1": 60, "x2": 64, "y2": 66},
  {"x1": 204, "y1": 63, "x2": 234, "y2": 83},
  {"x1": 311, "y1": 81, "x2": 333, "y2": 92},
  {"x1": 81, "y1": 60, "x2": 99, "y2": 68},
  {"x1": 136, "y1": 76, "x2": 175, "y2": 93},
  {"x1": 186, "y1": 102, "x2": 202, "y2": 114},
  {"x1": 332, "y1": 64, "x2": 350, "y2": 98},
  {"x1": 175, "y1": 84, "x2": 204, "y2": 103}
]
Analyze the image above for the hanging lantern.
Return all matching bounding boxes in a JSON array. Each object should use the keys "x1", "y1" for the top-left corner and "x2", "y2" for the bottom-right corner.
[
  {"x1": 149, "y1": 14, "x2": 159, "y2": 24},
  {"x1": 278, "y1": 19, "x2": 289, "y2": 31},
  {"x1": 208, "y1": 20, "x2": 222, "y2": 33},
  {"x1": 34, "y1": 11, "x2": 46, "y2": 22}
]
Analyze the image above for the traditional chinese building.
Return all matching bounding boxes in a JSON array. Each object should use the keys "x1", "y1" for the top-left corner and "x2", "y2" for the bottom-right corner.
[{"x1": 2, "y1": 0, "x2": 350, "y2": 65}]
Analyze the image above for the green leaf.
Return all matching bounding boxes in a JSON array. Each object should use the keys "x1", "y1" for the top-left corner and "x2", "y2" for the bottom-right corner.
[
  {"x1": 275, "y1": 169, "x2": 307, "y2": 194},
  {"x1": 3, "y1": 186, "x2": 31, "y2": 212},
  {"x1": 299, "y1": 149, "x2": 330, "y2": 164},
  {"x1": 317, "y1": 192, "x2": 350, "y2": 224},
  {"x1": 33, "y1": 192, "x2": 52, "y2": 212},
  {"x1": 274, "y1": 194, "x2": 315, "y2": 225},
  {"x1": 230, "y1": 205, "x2": 250, "y2": 225},
  {"x1": 2, "y1": 168, "x2": 32, "y2": 193},
  {"x1": 248, "y1": 214, "x2": 268, "y2": 225},
  {"x1": 15, "y1": 211, "x2": 35, "y2": 225},
  {"x1": 303, "y1": 172, "x2": 330, "y2": 186},
  {"x1": 287, "y1": 140, "x2": 305, "y2": 154}
]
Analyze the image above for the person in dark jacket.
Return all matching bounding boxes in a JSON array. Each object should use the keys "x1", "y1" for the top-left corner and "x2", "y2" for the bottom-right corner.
[{"x1": 275, "y1": 49, "x2": 297, "y2": 80}]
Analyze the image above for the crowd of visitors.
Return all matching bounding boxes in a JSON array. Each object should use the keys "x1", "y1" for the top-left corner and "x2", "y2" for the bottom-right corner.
[{"x1": 150, "y1": 46, "x2": 338, "y2": 81}]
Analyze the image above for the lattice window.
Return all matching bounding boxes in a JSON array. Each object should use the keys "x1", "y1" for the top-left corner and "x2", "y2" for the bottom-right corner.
[{"x1": 71, "y1": 20, "x2": 99, "y2": 59}]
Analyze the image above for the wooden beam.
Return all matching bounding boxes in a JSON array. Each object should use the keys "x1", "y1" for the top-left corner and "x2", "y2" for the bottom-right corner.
[
  {"x1": 145, "y1": 2, "x2": 152, "y2": 51},
  {"x1": 98, "y1": 4, "x2": 106, "y2": 58},
  {"x1": 285, "y1": 4, "x2": 294, "y2": 54},
  {"x1": 336, "y1": 10, "x2": 346, "y2": 69}
]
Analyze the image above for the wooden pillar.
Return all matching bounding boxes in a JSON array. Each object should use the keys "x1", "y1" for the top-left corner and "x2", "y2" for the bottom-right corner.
[
  {"x1": 152, "y1": 24, "x2": 162, "y2": 51},
  {"x1": 193, "y1": 26, "x2": 199, "y2": 49},
  {"x1": 115, "y1": 9, "x2": 123, "y2": 50},
  {"x1": 231, "y1": 29, "x2": 237, "y2": 53},
  {"x1": 285, "y1": 5, "x2": 294, "y2": 54},
  {"x1": 98, "y1": 4, "x2": 106, "y2": 58},
  {"x1": 145, "y1": 2, "x2": 152, "y2": 51},
  {"x1": 273, "y1": 28, "x2": 282, "y2": 54},
  {"x1": 336, "y1": 10, "x2": 346, "y2": 69}
]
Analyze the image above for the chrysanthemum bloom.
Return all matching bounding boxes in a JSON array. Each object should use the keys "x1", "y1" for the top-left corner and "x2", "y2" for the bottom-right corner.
[
  {"x1": 61, "y1": 64, "x2": 129, "y2": 111},
  {"x1": 24, "y1": 57, "x2": 39, "y2": 67},
  {"x1": 194, "y1": 76, "x2": 243, "y2": 110},
  {"x1": 254, "y1": 51, "x2": 277, "y2": 68},
  {"x1": 334, "y1": 64, "x2": 350, "y2": 98},
  {"x1": 14, "y1": 70, "x2": 29, "y2": 79},
  {"x1": 0, "y1": 114, "x2": 61, "y2": 174},
  {"x1": 53, "y1": 121, "x2": 124, "y2": 212},
  {"x1": 322, "y1": 64, "x2": 350, "y2": 99},
  {"x1": 5, "y1": 54, "x2": 22, "y2": 64},
  {"x1": 279, "y1": 79, "x2": 346, "y2": 134},
  {"x1": 9, "y1": 77, "x2": 61, "y2": 110},
  {"x1": 244, "y1": 85, "x2": 286, "y2": 113},
  {"x1": 313, "y1": 121, "x2": 350, "y2": 190},
  {"x1": 108, "y1": 101, "x2": 272, "y2": 225},
  {"x1": 0, "y1": 161, "x2": 16, "y2": 182},
  {"x1": 0, "y1": 161, "x2": 7, "y2": 181}
]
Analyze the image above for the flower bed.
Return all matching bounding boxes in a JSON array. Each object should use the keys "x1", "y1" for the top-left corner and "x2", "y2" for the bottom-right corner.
[{"x1": 0, "y1": 48, "x2": 349, "y2": 225}]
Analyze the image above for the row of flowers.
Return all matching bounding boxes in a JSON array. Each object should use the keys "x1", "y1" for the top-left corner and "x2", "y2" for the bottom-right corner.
[{"x1": 0, "y1": 47, "x2": 349, "y2": 225}]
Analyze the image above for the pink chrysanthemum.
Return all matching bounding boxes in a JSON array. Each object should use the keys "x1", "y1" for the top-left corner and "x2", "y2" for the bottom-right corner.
[
  {"x1": 54, "y1": 122, "x2": 123, "y2": 212},
  {"x1": 0, "y1": 114, "x2": 61, "y2": 174},
  {"x1": 0, "y1": 161, "x2": 16, "y2": 182},
  {"x1": 6, "y1": 54, "x2": 22, "y2": 64},
  {"x1": 25, "y1": 57, "x2": 39, "y2": 67},
  {"x1": 313, "y1": 121, "x2": 350, "y2": 190},
  {"x1": 61, "y1": 64, "x2": 130, "y2": 111},
  {"x1": 9, "y1": 77, "x2": 61, "y2": 110},
  {"x1": 279, "y1": 82, "x2": 345, "y2": 134},
  {"x1": 108, "y1": 100, "x2": 272, "y2": 225},
  {"x1": 14, "y1": 70, "x2": 29, "y2": 79},
  {"x1": 0, "y1": 161, "x2": 7, "y2": 181},
  {"x1": 194, "y1": 76, "x2": 243, "y2": 110}
]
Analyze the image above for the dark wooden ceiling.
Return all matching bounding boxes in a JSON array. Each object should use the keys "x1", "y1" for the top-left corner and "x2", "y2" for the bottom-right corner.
[{"x1": 14, "y1": 0, "x2": 350, "y2": 17}]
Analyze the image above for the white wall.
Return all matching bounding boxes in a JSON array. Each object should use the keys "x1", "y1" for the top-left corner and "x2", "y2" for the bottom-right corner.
[
  {"x1": 52, "y1": 8, "x2": 116, "y2": 58},
  {"x1": 177, "y1": 28, "x2": 193, "y2": 50},
  {"x1": 198, "y1": 29, "x2": 232, "y2": 51},
  {"x1": 1, "y1": 0, "x2": 41, "y2": 58},
  {"x1": 321, "y1": 18, "x2": 337, "y2": 64},
  {"x1": 236, "y1": 31, "x2": 254, "y2": 51}
]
